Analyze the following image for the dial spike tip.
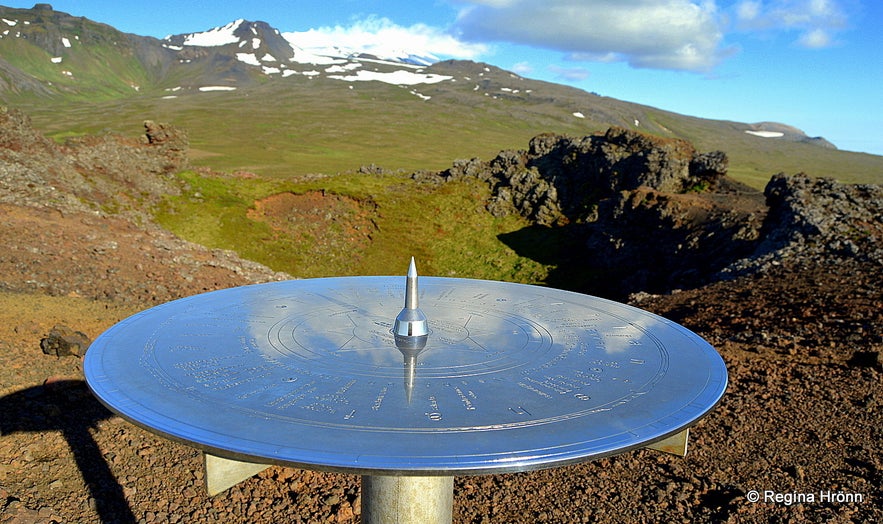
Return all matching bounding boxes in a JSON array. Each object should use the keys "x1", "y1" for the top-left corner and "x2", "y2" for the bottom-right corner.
[{"x1": 393, "y1": 257, "x2": 428, "y2": 338}]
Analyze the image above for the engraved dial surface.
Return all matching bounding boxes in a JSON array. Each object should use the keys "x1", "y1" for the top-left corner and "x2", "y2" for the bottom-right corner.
[{"x1": 85, "y1": 277, "x2": 727, "y2": 475}]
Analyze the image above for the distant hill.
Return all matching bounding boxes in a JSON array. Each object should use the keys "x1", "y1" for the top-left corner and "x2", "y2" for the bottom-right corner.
[{"x1": 1, "y1": 4, "x2": 880, "y2": 187}]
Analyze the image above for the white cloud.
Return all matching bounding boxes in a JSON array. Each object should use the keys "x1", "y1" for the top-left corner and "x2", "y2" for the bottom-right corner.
[
  {"x1": 284, "y1": 16, "x2": 488, "y2": 62},
  {"x1": 798, "y1": 28, "x2": 832, "y2": 48},
  {"x1": 548, "y1": 64, "x2": 591, "y2": 81},
  {"x1": 511, "y1": 61, "x2": 533, "y2": 74},
  {"x1": 736, "y1": 0, "x2": 762, "y2": 22},
  {"x1": 734, "y1": 0, "x2": 847, "y2": 48},
  {"x1": 454, "y1": 0, "x2": 728, "y2": 72}
]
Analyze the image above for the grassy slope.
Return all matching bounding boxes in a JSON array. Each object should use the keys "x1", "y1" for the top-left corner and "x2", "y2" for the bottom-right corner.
[
  {"x1": 154, "y1": 171, "x2": 551, "y2": 282},
  {"x1": 645, "y1": 110, "x2": 883, "y2": 188},
  {"x1": 16, "y1": 80, "x2": 557, "y2": 176},
  {"x1": 16, "y1": 81, "x2": 882, "y2": 189}
]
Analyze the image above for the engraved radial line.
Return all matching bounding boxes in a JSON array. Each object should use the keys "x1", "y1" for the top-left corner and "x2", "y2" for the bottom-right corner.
[
  {"x1": 332, "y1": 315, "x2": 365, "y2": 352},
  {"x1": 465, "y1": 336, "x2": 490, "y2": 353},
  {"x1": 312, "y1": 292, "x2": 359, "y2": 311},
  {"x1": 335, "y1": 335, "x2": 357, "y2": 352}
]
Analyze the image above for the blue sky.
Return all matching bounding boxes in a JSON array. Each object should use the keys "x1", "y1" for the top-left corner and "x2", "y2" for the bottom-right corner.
[{"x1": 6, "y1": 1, "x2": 881, "y2": 156}]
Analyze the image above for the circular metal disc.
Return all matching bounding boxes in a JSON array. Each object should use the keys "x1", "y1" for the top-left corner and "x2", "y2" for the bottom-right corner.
[{"x1": 84, "y1": 277, "x2": 727, "y2": 475}]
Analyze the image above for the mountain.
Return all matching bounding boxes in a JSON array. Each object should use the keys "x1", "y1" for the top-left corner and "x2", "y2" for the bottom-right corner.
[
  {"x1": 0, "y1": 4, "x2": 166, "y2": 97},
  {"x1": 1, "y1": 4, "x2": 880, "y2": 187},
  {"x1": 0, "y1": 5, "x2": 462, "y2": 97}
]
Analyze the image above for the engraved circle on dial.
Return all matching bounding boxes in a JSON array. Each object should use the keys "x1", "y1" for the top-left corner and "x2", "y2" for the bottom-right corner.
[{"x1": 142, "y1": 279, "x2": 671, "y2": 433}]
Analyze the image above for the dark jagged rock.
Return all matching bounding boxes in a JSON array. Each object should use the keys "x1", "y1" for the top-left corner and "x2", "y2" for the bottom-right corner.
[
  {"x1": 762, "y1": 173, "x2": 883, "y2": 261},
  {"x1": 721, "y1": 173, "x2": 883, "y2": 277},
  {"x1": 435, "y1": 128, "x2": 882, "y2": 298},
  {"x1": 580, "y1": 185, "x2": 763, "y2": 296},
  {"x1": 439, "y1": 127, "x2": 728, "y2": 227}
]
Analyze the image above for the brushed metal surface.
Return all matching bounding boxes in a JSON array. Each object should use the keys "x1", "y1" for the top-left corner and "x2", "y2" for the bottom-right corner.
[{"x1": 84, "y1": 276, "x2": 727, "y2": 475}]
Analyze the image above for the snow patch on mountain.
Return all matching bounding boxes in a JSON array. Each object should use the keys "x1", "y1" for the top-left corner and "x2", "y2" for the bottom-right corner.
[
  {"x1": 282, "y1": 27, "x2": 440, "y2": 67},
  {"x1": 325, "y1": 63, "x2": 361, "y2": 74},
  {"x1": 746, "y1": 130, "x2": 785, "y2": 138},
  {"x1": 177, "y1": 19, "x2": 244, "y2": 47},
  {"x1": 236, "y1": 53, "x2": 261, "y2": 67},
  {"x1": 410, "y1": 90, "x2": 431, "y2": 101},
  {"x1": 290, "y1": 49, "x2": 344, "y2": 66},
  {"x1": 328, "y1": 69, "x2": 452, "y2": 86}
]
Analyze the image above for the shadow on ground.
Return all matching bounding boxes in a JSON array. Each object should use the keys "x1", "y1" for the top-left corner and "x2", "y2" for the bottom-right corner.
[
  {"x1": 0, "y1": 380, "x2": 136, "y2": 523},
  {"x1": 497, "y1": 224, "x2": 619, "y2": 298}
]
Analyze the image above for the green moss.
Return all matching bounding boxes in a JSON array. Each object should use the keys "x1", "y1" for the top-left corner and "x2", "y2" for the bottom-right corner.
[
  {"x1": 686, "y1": 181, "x2": 711, "y2": 193},
  {"x1": 154, "y1": 170, "x2": 552, "y2": 283}
]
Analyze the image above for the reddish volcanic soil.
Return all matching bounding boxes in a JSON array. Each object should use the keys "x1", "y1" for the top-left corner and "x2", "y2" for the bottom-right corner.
[{"x1": 1, "y1": 197, "x2": 880, "y2": 523}]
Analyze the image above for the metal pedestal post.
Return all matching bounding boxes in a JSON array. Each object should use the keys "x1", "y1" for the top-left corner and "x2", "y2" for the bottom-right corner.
[{"x1": 361, "y1": 475, "x2": 454, "y2": 524}]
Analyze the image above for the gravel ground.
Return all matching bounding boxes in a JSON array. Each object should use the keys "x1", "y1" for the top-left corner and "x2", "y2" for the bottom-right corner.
[{"x1": 1, "y1": 200, "x2": 880, "y2": 523}]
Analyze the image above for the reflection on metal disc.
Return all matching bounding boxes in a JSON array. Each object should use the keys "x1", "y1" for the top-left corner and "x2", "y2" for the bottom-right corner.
[{"x1": 84, "y1": 276, "x2": 727, "y2": 475}]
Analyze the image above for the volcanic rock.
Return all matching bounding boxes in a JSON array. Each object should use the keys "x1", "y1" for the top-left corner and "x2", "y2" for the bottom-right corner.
[
  {"x1": 40, "y1": 324, "x2": 91, "y2": 357},
  {"x1": 750, "y1": 173, "x2": 883, "y2": 266},
  {"x1": 437, "y1": 127, "x2": 728, "y2": 226}
]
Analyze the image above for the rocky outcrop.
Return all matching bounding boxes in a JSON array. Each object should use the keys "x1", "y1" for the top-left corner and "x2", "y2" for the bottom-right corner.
[
  {"x1": 434, "y1": 127, "x2": 728, "y2": 227},
  {"x1": 0, "y1": 108, "x2": 290, "y2": 303},
  {"x1": 1, "y1": 107, "x2": 89, "y2": 212},
  {"x1": 143, "y1": 120, "x2": 189, "y2": 162},
  {"x1": 721, "y1": 174, "x2": 883, "y2": 276},
  {"x1": 0, "y1": 107, "x2": 187, "y2": 215},
  {"x1": 580, "y1": 182, "x2": 764, "y2": 296},
  {"x1": 428, "y1": 128, "x2": 881, "y2": 298},
  {"x1": 0, "y1": 106, "x2": 59, "y2": 155}
]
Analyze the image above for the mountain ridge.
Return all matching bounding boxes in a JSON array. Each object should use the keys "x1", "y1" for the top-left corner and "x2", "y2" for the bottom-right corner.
[{"x1": 0, "y1": 4, "x2": 832, "y2": 148}]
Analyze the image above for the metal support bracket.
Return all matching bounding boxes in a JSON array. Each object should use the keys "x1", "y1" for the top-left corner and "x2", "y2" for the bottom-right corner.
[
  {"x1": 204, "y1": 453, "x2": 270, "y2": 496},
  {"x1": 645, "y1": 428, "x2": 689, "y2": 457}
]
